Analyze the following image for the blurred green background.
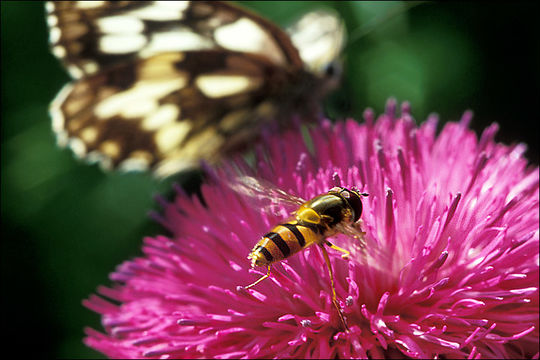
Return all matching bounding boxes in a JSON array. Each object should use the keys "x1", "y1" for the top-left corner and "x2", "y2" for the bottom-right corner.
[{"x1": 1, "y1": 1, "x2": 538, "y2": 358}]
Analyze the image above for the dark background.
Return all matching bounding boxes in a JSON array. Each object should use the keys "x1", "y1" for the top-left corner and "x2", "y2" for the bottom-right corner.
[{"x1": 1, "y1": 2, "x2": 538, "y2": 358}]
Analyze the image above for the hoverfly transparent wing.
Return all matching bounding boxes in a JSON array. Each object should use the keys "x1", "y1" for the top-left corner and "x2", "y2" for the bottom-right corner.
[
  {"x1": 333, "y1": 221, "x2": 367, "y2": 252},
  {"x1": 331, "y1": 219, "x2": 393, "y2": 276},
  {"x1": 226, "y1": 175, "x2": 306, "y2": 218}
]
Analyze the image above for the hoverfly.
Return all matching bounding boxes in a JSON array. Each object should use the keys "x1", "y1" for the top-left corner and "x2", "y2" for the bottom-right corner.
[
  {"x1": 46, "y1": 1, "x2": 345, "y2": 177},
  {"x1": 231, "y1": 176, "x2": 368, "y2": 330}
]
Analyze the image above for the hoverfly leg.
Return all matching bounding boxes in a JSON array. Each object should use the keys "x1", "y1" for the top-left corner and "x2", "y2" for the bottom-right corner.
[
  {"x1": 325, "y1": 240, "x2": 351, "y2": 260},
  {"x1": 244, "y1": 264, "x2": 272, "y2": 290},
  {"x1": 353, "y1": 220, "x2": 367, "y2": 238},
  {"x1": 319, "y1": 244, "x2": 349, "y2": 331}
]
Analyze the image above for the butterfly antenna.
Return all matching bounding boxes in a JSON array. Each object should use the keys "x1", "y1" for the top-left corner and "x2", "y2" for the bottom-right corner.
[{"x1": 344, "y1": 1, "x2": 427, "y2": 52}]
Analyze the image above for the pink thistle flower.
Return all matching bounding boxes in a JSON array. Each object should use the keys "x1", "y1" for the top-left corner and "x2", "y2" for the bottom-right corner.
[{"x1": 84, "y1": 100, "x2": 539, "y2": 359}]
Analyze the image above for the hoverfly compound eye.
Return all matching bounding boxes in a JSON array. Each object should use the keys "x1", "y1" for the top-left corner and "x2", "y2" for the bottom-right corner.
[{"x1": 345, "y1": 189, "x2": 364, "y2": 223}]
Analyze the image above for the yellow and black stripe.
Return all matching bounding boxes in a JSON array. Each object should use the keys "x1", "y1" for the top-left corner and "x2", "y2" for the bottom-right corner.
[{"x1": 250, "y1": 222, "x2": 322, "y2": 266}]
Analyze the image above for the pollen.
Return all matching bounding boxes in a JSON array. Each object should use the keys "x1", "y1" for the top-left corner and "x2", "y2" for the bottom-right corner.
[{"x1": 247, "y1": 252, "x2": 260, "y2": 268}]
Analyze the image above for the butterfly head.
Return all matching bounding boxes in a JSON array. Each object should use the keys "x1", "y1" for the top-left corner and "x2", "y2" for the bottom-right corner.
[
  {"x1": 287, "y1": 9, "x2": 345, "y2": 90},
  {"x1": 318, "y1": 59, "x2": 343, "y2": 93}
]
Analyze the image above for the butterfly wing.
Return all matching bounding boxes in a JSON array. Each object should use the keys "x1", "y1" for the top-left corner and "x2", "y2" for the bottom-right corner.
[
  {"x1": 52, "y1": 49, "x2": 301, "y2": 176},
  {"x1": 46, "y1": 1, "x2": 344, "y2": 177},
  {"x1": 47, "y1": 1, "x2": 304, "y2": 77}
]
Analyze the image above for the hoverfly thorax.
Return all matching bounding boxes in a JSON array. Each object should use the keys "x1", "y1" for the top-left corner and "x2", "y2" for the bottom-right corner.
[
  {"x1": 328, "y1": 187, "x2": 369, "y2": 223},
  {"x1": 302, "y1": 192, "x2": 350, "y2": 229}
]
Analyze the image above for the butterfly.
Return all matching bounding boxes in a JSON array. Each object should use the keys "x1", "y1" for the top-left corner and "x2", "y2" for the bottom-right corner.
[{"x1": 46, "y1": 1, "x2": 345, "y2": 177}]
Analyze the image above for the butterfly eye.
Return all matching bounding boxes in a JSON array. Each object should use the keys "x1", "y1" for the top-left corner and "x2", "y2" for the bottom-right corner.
[{"x1": 323, "y1": 61, "x2": 342, "y2": 79}]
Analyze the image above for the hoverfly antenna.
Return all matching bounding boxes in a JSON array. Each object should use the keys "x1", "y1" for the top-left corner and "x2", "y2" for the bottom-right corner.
[{"x1": 351, "y1": 186, "x2": 368, "y2": 197}]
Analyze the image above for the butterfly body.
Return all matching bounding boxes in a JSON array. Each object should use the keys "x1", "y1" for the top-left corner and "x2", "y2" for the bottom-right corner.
[{"x1": 47, "y1": 1, "x2": 345, "y2": 177}]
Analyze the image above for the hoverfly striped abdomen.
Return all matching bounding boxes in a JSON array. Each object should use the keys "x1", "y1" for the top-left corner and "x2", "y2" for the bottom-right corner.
[{"x1": 249, "y1": 222, "x2": 321, "y2": 267}]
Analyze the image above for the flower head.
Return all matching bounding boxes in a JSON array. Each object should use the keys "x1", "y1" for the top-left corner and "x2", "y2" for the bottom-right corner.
[{"x1": 84, "y1": 100, "x2": 539, "y2": 358}]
